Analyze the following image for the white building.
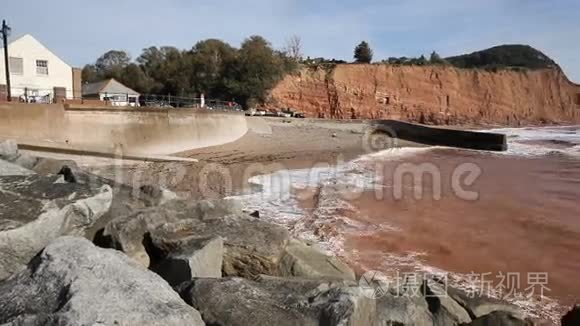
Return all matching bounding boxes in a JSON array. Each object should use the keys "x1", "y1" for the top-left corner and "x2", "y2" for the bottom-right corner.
[
  {"x1": 82, "y1": 78, "x2": 140, "y2": 106},
  {"x1": 0, "y1": 34, "x2": 77, "y2": 102}
]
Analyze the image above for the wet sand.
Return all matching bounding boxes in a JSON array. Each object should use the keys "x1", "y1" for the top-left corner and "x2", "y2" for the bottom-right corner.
[{"x1": 84, "y1": 117, "x2": 421, "y2": 198}]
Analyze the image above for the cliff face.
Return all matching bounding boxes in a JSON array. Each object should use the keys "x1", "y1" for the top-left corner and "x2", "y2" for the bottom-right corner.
[{"x1": 268, "y1": 65, "x2": 580, "y2": 125}]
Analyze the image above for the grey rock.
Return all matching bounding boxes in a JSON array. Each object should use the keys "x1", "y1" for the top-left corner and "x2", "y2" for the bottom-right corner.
[
  {"x1": 102, "y1": 203, "x2": 188, "y2": 266},
  {"x1": 179, "y1": 276, "x2": 374, "y2": 326},
  {"x1": 373, "y1": 275, "x2": 473, "y2": 326},
  {"x1": 31, "y1": 157, "x2": 79, "y2": 177},
  {"x1": 280, "y1": 239, "x2": 356, "y2": 280},
  {"x1": 11, "y1": 153, "x2": 39, "y2": 170},
  {"x1": 0, "y1": 159, "x2": 34, "y2": 176},
  {"x1": 447, "y1": 287, "x2": 523, "y2": 319},
  {"x1": 190, "y1": 197, "x2": 243, "y2": 220},
  {"x1": 145, "y1": 214, "x2": 291, "y2": 278},
  {"x1": 103, "y1": 202, "x2": 291, "y2": 277},
  {"x1": 103, "y1": 197, "x2": 354, "y2": 281},
  {"x1": 425, "y1": 281, "x2": 472, "y2": 325},
  {"x1": 149, "y1": 232, "x2": 224, "y2": 286},
  {"x1": 180, "y1": 215, "x2": 290, "y2": 278},
  {"x1": 100, "y1": 198, "x2": 240, "y2": 267},
  {"x1": 0, "y1": 140, "x2": 18, "y2": 161},
  {"x1": 0, "y1": 174, "x2": 112, "y2": 280},
  {"x1": 138, "y1": 184, "x2": 179, "y2": 206},
  {"x1": 0, "y1": 140, "x2": 42, "y2": 171},
  {"x1": 0, "y1": 236, "x2": 204, "y2": 326},
  {"x1": 375, "y1": 288, "x2": 434, "y2": 326},
  {"x1": 465, "y1": 311, "x2": 534, "y2": 326},
  {"x1": 562, "y1": 304, "x2": 580, "y2": 326}
]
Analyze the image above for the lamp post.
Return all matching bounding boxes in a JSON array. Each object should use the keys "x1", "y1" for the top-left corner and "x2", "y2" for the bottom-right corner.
[{"x1": 1, "y1": 20, "x2": 11, "y2": 101}]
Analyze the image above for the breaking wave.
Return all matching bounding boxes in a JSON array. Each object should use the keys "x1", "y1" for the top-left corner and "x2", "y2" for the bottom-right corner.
[{"x1": 233, "y1": 125, "x2": 579, "y2": 323}]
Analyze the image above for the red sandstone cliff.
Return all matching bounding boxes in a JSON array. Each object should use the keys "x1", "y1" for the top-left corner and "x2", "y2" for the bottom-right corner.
[{"x1": 267, "y1": 65, "x2": 580, "y2": 125}]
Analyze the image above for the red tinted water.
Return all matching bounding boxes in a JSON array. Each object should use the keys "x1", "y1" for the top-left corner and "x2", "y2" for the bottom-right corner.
[{"x1": 298, "y1": 148, "x2": 580, "y2": 319}]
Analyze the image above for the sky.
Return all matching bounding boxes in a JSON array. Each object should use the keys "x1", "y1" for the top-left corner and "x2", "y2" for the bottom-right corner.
[{"x1": 3, "y1": 0, "x2": 580, "y2": 80}]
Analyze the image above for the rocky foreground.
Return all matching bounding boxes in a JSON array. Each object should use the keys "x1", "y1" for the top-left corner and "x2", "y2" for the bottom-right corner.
[{"x1": 0, "y1": 139, "x2": 578, "y2": 326}]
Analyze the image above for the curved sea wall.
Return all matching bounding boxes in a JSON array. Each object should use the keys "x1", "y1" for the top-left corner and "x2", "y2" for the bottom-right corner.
[
  {"x1": 0, "y1": 103, "x2": 248, "y2": 156},
  {"x1": 268, "y1": 65, "x2": 580, "y2": 125}
]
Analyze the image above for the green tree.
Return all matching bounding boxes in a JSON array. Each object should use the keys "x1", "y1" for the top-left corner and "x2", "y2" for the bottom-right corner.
[
  {"x1": 226, "y1": 35, "x2": 287, "y2": 107},
  {"x1": 119, "y1": 63, "x2": 154, "y2": 94},
  {"x1": 354, "y1": 41, "x2": 373, "y2": 63},
  {"x1": 137, "y1": 46, "x2": 191, "y2": 95},
  {"x1": 429, "y1": 51, "x2": 447, "y2": 65},
  {"x1": 81, "y1": 64, "x2": 101, "y2": 83},
  {"x1": 84, "y1": 35, "x2": 296, "y2": 106},
  {"x1": 410, "y1": 55, "x2": 428, "y2": 66},
  {"x1": 137, "y1": 47, "x2": 165, "y2": 79},
  {"x1": 95, "y1": 50, "x2": 131, "y2": 78},
  {"x1": 189, "y1": 39, "x2": 237, "y2": 98}
]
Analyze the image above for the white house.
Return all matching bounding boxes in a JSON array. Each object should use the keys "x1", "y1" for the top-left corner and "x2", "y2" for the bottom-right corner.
[
  {"x1": 82, "y1": 78, "x2": 140, "y2": 106},
  {"x1": 0, "y1": 34, "x2": 77, "y2": 102}
]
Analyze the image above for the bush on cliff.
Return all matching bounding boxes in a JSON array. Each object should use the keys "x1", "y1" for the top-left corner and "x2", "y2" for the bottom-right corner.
[{"x1": 354, "y1": 41, "x2": 373, "y2": 63}]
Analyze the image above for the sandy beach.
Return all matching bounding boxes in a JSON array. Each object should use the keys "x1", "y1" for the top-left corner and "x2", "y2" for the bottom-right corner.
[{"x1": 80, "y1": 117, "x2": 422, "y2": 199}]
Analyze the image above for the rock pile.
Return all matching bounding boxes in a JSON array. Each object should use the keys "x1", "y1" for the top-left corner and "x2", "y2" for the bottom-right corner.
[{"x1": 0, "y1": 140, "x2": 576, "y2": 325}]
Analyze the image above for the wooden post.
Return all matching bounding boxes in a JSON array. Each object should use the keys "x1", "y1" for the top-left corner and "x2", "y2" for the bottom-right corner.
[{"x1": 2, "y1": 20, "x2": 11, "y2": 101}]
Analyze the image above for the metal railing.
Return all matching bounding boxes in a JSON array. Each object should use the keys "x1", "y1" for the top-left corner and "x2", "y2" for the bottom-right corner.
[
  {"x1": 138, "y1": 94, "x2": 241, "y2": 110},
  {"x1": 1, "y1": 87, "x2": 242, "y2": 111}
]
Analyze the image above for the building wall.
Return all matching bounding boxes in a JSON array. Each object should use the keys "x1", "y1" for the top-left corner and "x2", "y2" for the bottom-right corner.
[
  {"x1": 0, "y1": 34, "x2": 73, "y2": 99},
  {"x1": 72, "y1": 68, "x2": 82, "y2": 99},
  {"x1": 98, "y1": 92, "x2": 140, "y2": 107}
]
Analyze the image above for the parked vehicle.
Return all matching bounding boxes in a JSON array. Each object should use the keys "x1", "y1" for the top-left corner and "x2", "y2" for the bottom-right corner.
[{"x1": 282, "y1": 108, "x2": 305, "y2": 118}]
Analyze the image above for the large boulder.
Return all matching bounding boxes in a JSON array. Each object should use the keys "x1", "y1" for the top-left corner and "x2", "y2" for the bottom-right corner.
[
  {"x1": 99, "y1": 199, "x2": 218, "y2": 267},
  {"x1": 148, "y1": 231, "x2": 224, "y2": 286},
  {"x1": 145, "y1": 214, "x2": 292, "y2": 278},
  {"x1": 372, "y1": 275, "x2": 471, "y2": 326},
  {"x1": 0, "y1": 174, "x2": 112, "y2": 280},
  {"x1": 136, "y1": 184, "x2": 179, "y2": 207},
  {"x1": 184, "y1": 197, "x2": 243, "y2": 219},
  {"x1": 0, "y1": 159, "x2": 34, "y2": 176},
  {"x1": 375, "y1": 288, "x2": 434, "y2": 326},
  {"x1": 465, "y1": 311, "x2": 535, "y2": 326},
  {"x1": 101, "y1": 199, "x2": 291, "y2": 277},
  {"x1": 0, "y1": 140, "x2": 84, "y2": 179},
  {"x1": 446, "y1": 287, "x2": 524, "y2": 320},
  {"x1": 102, "y1": 198, "x2": 355, "y2": 280},
  {"x1": 100, "y1": 203, "x2": 187, "y2": 266},
  {"x1": 0, "y1": 237, "x2": 204, "y2": 325},
  {"x1": 425, "y1": 281, "x2": 472, "y2": 325},
  {"x1": 178, "y1": 276, "x2": 375, "y2": 326},
  {"x1": 0, "y1": 140, "x2": 18, "y2": 161},
  {"x1": 30, "y1": 157, "x2": 79, "y2": 176},
  {"x1": 280, "y1": 239, "x2": 356, "y2": 280}
]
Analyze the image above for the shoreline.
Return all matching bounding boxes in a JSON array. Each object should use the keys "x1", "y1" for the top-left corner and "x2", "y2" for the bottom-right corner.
[{"x1": 3, "y1": 120, "x2": 578, "y2": 324}]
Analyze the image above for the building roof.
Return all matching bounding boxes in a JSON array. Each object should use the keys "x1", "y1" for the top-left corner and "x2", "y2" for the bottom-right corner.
[
  {"x1": 1, "y1": 34, "x2": 73, "y2": 68},
  {"x1": 82, "y1": 78, "x2": 140, "y2": 96}
]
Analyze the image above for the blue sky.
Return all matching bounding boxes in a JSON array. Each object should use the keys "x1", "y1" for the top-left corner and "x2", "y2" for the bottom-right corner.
[{"x1": 3, "y1": 0, "x2": 580, "y2": 80}]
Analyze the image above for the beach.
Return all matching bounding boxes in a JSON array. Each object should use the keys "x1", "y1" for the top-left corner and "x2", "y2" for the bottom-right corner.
[{"x1": 30, "y1": 118, "x2": 580, "y2": 323}]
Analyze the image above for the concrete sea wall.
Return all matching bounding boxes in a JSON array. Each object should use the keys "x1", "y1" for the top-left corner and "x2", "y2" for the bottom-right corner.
[{"x1": 0, "y1": 103, "x2": 248, "y2": 157}]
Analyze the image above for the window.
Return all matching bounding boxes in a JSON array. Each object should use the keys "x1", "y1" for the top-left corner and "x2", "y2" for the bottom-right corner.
[
  {"x1": 36, "y1": 60, "x2": 48, "y2": 75},
  {"x1": 9, "y1": 57, "x2": 23, "y2": 75}
]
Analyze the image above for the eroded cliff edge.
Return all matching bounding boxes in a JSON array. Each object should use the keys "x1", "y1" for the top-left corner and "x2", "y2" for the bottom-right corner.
[{"x1": 268, "y1": 65, "x2": 580, "y2": 125}]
